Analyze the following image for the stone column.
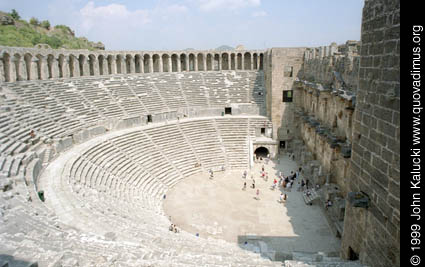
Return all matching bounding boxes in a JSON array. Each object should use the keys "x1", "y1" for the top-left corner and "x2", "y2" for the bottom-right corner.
[
  {"x1": 82, "y1": 57, "x2": 90, "y2": 76},
  {"x1": 39, "y1": 57, "x2": 49, "y2": 80},
  {"x1": 129, "y1": 57, "x2": 135, "y2": 74},
  {"x1": 140, "y1": 55, "x2": 145, "y2": 73},
  {"x1": 159, "y1": 57, "x2": 163, "y2": 73},
  {"x1": 250, "y1": 54, "x2": 254, "y2": 70},
  {"x1": 63, "y1": 59, "x2": 70, "y2": 78},
  {"x1": 257, "y1": 56, "x2": 260, "y2": 70},
  {"x1": 168, "y1": 57, "x2": 172, "y2": 72},
  {"x1": 72, "y1": 57, "x2": 81, "y2": 77},
  {"x1": 11, "y1": 56, "x2": 21, "y2": 81},
  {"x1": 92, "y1": 58, "x2": 100, "y2": 76},
  {"x1": 52, "y1": 58, "x2": 60, "y2": 79},
  {"x1": 149, "y1": 57, "x2": 153, "y2": 73},
  {"x1": 185, "y1": 56, "x2": 189, "y2": 72},
  {"x1": 194, "y1": 56, "x2": 198, "y2": 71},
  {"x1": 110, "y1": 56, "x2": 116, "y2": 75},
  {"x1": 177, "y1": 56, "x2": 181, "y2": 72},
  {"x1": 0, "y1": 59, "x2": 5, "y2": 82},
  {"x1": 218, "y1": 55, "x2": 222, "y2": 71},
  {"x1": 203, "y1": 54, "x2": 207, "y2": 71},
  {"x1": 241, "y1": 55, "x2": 245, "y2": 70}
]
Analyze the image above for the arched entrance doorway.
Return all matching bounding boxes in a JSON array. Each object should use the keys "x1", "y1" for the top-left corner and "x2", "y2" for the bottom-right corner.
[{"x1": 254, "y1": 147, "x2": 269, "y2": 159}]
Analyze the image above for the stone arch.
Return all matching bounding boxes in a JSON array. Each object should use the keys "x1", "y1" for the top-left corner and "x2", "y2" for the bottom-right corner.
[
  {"x1": 68, "y1": 55, "x2": 75, "y2": 77},
  {"x1": 23, "y1": 53, "x2": 32, "y2": 80},
  {"x1": 135, "y1": 54, "x2": 142, "y2": 73},
  {"x1": 222, "y1": 53, "x2": 229, "y2": 70},
  {"x1": 180, "y1": 53, "x2": 187, "y2": 71},
  {"x1": 259, "y1": 53, "x2": 264, "y2": 70},
  {"x1": 254, "y1": 146, "x2": 269, "y2": 158},
  {"x1": 125, "y1": 54, "x2": 133, "y2": 74},
  {"x1": 230, "y1": 53, "x2": 236, "y2": 70},
  {"x1": 244, "y1": 52, "x2": 251, "y2": 70},
  {"x1": 206, "y1": 54, "x2": 213, "y2": 71},
  {"x1": 188, "y1": 54, "x2": 195, "y2": 71},
  {"x1": 98, "y1": 55, "x2": 105, "y2": 75},
  {"x1": 116, "y1": 55, "x2": 124, "y2": 74},
  {"x1": 237, "y1": 53, "x2": 243, "y2": 70},
  {"x1": 253, "y1": 53, "x2": 258, "y2": 70},
  {"x1": 143, "y1": 54, "x2": 150, "y2": 73},
  {"x1": 162, "y1": 54, "x2": 170, "y2": 72},
  {"x1": 107, "y1": 55, "x2": 114, "y2": 74},
  {"x1": 171, "y1": 54, "x2": 178, "y2": 72},
  {"x1": 197, "y1": 54, "x2": 204, "y2": 71},
  {"x1": 152, "y1": 54, "x2": 160, "y2": 72},
  {"x1": 58, "y1": 54, "x2": 65, "y2": 78},
  {"x1": 88, "y1": 54, "x2": 96, "y2": 76},
  {"x1": 1, "y1": 52, "x2": 11, "y2": 82},
  {"x1": 213, "y1": 54, "x2": 220, "y2": 71},
  {"x1": 78, "y1": 54, "x2": 86, "y2": 76},
  {"x1": 47, "y1": 54, "x2": 55, "y2": 78}
]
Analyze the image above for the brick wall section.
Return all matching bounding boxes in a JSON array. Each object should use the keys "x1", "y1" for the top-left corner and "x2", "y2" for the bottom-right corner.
[{"x1": 341, "y1": 0, "x2": 400, "y2": 266}]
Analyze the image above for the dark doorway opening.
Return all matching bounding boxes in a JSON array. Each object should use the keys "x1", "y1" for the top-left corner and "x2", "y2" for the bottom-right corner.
[
  {"x1": 147, "y1": 115, "x2": 152, "y2": 123},
  {"x1": 261, "y1": 128, "x2": 266, "y2": 135},
  {"x1": 225, "y1": 107, "x2": 232, "y2": 115},
  {"x1": 280, "y1": 141, "x2": 286, "y2": 149},
  {"x1": 254, "y1": 147, "x2": 269, "y2": 158},
  {"x1": 348, "y1": 247, "x2": 359, "y2": 261}
]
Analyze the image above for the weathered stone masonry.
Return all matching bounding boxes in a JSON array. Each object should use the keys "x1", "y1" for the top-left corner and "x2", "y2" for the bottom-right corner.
[
  {"x1": 341, "y1": 0, "x2": 400, "y2": 266},
  {"x1": 0, "y1": 46, "x2": 265, "y2": 82}
]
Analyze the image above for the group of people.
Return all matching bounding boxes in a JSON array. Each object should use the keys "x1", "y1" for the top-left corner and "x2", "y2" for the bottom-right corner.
[{"x1": 169, "y1": 224, "x2": 179, "y2": 233}]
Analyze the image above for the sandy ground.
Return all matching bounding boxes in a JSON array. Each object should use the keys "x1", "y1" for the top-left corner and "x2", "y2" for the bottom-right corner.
[{"x1": 164, "y1": 154, "x2": 341, "y2": 253}]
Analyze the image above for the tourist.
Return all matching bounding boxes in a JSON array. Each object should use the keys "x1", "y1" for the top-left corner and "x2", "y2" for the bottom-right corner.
[
  {"x1": 30, "y1": 130, "x2": 35, "y2": 138},
  {"x1": 306, "y1": 179, "x2": 310, "y2": 189},
  {"x1": 169, "y1": 224, "x2": 174, "y2": 232},
  {"x1": 284, "y1": 194, "x2": 287, "y2": 201},
  {"x1": 261, "y1": 165, "x2": 265, "y2": 172},
  {"x1": 243, "y1": 182, "x2": 246, "y2": 190},
  {"x1": 326, "y1": 199, "x2": 333, "y2": 210},
  {"x1": 265, "y1": 173, "x2": 268, "y2": 181},
  {"x1": 279, "y1": 193, "x2": 284, "y2": 203},
  {"x1": 256, "y1": 189, "x2": 260, "y2": 200},
  {"x1": 252, "y1": 179, "x2": 256, "y2": 189},
  {"x1": 301, "y1": 179, "x2": 305, "y2": 191}
]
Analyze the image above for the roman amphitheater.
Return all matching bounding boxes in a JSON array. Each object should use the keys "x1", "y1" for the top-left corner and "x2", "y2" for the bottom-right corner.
[{"x1": 0, "y1": 1, "x2": 400, "y2": 266}]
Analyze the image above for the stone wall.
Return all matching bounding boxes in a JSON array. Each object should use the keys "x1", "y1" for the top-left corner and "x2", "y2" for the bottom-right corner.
[
  {"x1": 0, "y1": 46, "x2": 265, "y2": 82},
  {"x1": 300, "y1": 41, "x2": 361, "y2": 93},
  {"x1": 264, "y1": 47, "x2": 306, "y2": 145},
  {"x1": 341, "y1": 0, "x2": 400, "y2": 266}
]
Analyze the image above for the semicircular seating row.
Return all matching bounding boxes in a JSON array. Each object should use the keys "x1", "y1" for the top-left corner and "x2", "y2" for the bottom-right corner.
[
  {"x1": 2, "y1": 117, "x2": 278, "y2": 266},
  {"x1": 67, "y1": 117, "x2": 271, "y2": 215}
]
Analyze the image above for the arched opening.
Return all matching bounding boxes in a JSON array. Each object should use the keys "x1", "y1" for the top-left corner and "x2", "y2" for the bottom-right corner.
[
  {"x1": 126, "y1": 55, "x2": 132, "y2": 74},
  {"x1": 222, "y1": 53, "x2": 229, "y2": 70},
  {"x1": 58, "y1": 54, "x2": 65, "y2": 78},
  {"x1": 189, "y1": 54, "x2": 195, "y2": 71},
  {"x1": 135, "y1": 55, "x2": 142, "y2": 73},
  {"x1": 88, "y1": 54, "x2": 96, "y2": 76},
  {"x1": 230, "y1": 53, "x2": 236, "y2": 70},
  {"x1": 213, "y1": 54, "x2": 220, "y2": 71},
  {"x1": 47, "y1": 54, "x2": 55, "y2": 78},
  {"x1": 143, "y1": 54, "x2": 150, "y2": 73},
  {"x1": 206, "y1": 54, "x2": 213, "y2": 71},
  {"x1": 253, "y1": 53, "x2": 258, "y2": 70},
  {"x1": 237, "y1": 53, "x2": 242, "y2": 70},
  {"x1": 107, "y1": 55, "x2": 114, "y2": 74},
  {"x1": 98, "y1": 55, "x2": 104, "y2": 75},
  {"x1": 68, "y1": 55, "x2": 75, "y2": 77},
  {"x1": 2, "y1": 52, "x2": 11, "y2": 82},
  {"x1": 197, "y1": 54, "x2": 204, "y2": 71},
  {"x1": 171, "y1": 54, "x2": 178, "y2": 72},
  {"x1": 162, "y1": 54, "x2": 170, "y2": 72},
  {"x1": 153, "y1": 54, "x2": 160, "y2": 72},
  {"x1": 116, "y1": 55, "x2": 123, "y2": 74},
  {"x1": 244, "y1": 52, "x2": 251, "y2": 70},
  {"x1": 180, "y1": 54, "x2": 187, "y2": 71},
  {"x1": 254, "y1": 147, "x2": 270, "y2": 159},
  {"x1": 78, "y1": 55, "x2": 85, "y2": 76},
  {"x1": 259, "y1": 53, "x2": 264, "y2": 70},
  {"x1": 24, "y1": 53, "x2": 32, "y2": 80}
]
